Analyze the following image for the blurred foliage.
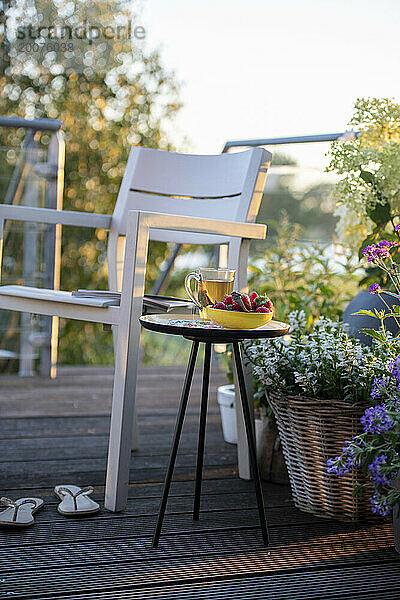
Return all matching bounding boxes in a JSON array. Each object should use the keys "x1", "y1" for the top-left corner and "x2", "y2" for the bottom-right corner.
[
  {"x1": 248, "y1": 213, "x2": 361, "y2": 324},
  {"x1": 141, "y1": 331, "x2": 207, "y2": 367},
  {"x1": 257, "y1": 153, "x2": 337, "y2": 242},
  {"x1": 258, "y1": 183, "x2": 337, "y2": 241},
  {"x1": 0, "y1": 0, "x2": 182, "y2": 365},
  {"x1": 217, "y1": 213, "x2": 362, "y2": 386}
]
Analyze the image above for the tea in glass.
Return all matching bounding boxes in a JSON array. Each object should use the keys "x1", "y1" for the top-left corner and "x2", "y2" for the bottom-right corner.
[{"x1": 185, "y1": 268, "x2": 235, "y2": 318}]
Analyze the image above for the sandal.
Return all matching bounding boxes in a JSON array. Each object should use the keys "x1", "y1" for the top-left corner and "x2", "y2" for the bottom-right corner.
[
  {"x1": 54, "y1": 485, "x2": 100, "y2": 516},
  {"x1": 0, "y1": 497, "x2": 44, "y2": 527}
]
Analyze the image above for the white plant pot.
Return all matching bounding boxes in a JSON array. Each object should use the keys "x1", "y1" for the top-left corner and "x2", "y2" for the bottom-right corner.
[
  {"x1": 217, "y1": 384, "x2": 237, "y2": 444},
  {"x1": 217, "y1": 385, "x2": 288, "y2": 484},
  {"x1": 217, "y1": 384, "x2": 263, "y2": 448}
]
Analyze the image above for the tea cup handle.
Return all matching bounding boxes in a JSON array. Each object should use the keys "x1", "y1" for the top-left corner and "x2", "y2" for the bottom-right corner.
[{"x1": 184, "y1": 272, "x2": 202, "y2": 309}]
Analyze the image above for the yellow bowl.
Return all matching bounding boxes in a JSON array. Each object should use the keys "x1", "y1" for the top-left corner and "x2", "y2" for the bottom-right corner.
[{"x1": 205, "y1": 307, "x2": 273, "y2": 329}]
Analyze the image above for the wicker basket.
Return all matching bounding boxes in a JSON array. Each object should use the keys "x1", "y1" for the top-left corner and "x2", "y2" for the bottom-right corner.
[{"x1": 267, "y1": 390, "x2": 373, "y2": 521}]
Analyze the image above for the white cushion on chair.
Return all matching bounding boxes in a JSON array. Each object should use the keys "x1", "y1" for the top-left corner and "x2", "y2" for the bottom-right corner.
[{"x1": 0, "y1": 286, "x2": 118, "y2": 308}]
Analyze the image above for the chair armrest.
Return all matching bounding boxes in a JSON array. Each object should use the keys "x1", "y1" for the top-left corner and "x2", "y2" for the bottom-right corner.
[
  {"x1": 132, "y1": 211, "x2": 267, "y2": 240},
  {"x1": 0, "y1": 205, "x2": 112, "y2": 229}
]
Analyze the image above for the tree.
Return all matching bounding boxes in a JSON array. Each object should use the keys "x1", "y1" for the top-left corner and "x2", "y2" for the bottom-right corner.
[{"x1": 0, "y1": 0, "x2": 182, "y2": 364}]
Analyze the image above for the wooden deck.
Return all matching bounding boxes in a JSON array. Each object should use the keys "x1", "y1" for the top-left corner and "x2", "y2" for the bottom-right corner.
[{"x1": 0, "y1": 364, "x2": 399, "y2": 599}]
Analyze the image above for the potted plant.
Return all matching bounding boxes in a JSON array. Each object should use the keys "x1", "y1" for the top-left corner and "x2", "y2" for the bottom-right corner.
[
  {"x1": 327, "y1": 369, "x2": 400, "y2": 548},
  {"x1": 328, "y1": 236, "x2": 400, "y2": 549},
  {"x1": 245, "y1": 310, "x2": 388, "y2": 520}
]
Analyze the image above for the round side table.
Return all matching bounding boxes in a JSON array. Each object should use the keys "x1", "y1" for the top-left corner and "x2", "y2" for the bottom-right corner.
[{"x1": 140, "y1": 314, "x2": 289, "y2": 548}]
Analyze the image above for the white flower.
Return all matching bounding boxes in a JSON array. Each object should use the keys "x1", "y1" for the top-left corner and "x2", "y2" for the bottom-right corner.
[
  {"x1": 288, "y1": 310, "x2": 307, "y2": 330},
  {"x1": 245, "y1": 310, "x2": 387, "y2": 403}
]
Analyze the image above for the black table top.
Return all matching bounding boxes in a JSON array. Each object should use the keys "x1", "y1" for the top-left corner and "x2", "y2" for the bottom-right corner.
[{"x1": 139, "y1": 314, "x2": 290, "y2": 343}]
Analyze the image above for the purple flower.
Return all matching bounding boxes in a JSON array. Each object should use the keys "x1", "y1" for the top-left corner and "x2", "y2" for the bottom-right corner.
[
  {"x1": 370, "y1": 377, "x2": 386, "y2": 399},
  {"x1": 341, "y1": 439, "x2": 364, "y2": 468},
  {"x1": 362, "y1": 240, "x2": 399, "y2": 263},
  {"x1": 326, "y1": 457, "x2": 351, "y2": 476},
  {"x1": 360, "y1": 404, "x2": 394, "y2": 434},
  {"x1": 369, "y1": 491, "x2": 392, "y2": 516},
  {"x1": 395, "y1": 224, "x2": 400, "y2": 232},
  {"x1": 374, "y1": 246, "x2": 391, "y2": 259},
  {"x1": 363, "y1": 245, "x2": 376, "y2": 262},
  {"x1": 363, "y1": 245, "x2": 374, "y2": 255},
  {"x1": 389, "y1": 357, "x2": 400, "y2": 385},
  {"x1": 378, "y1": 250, "x2": 390, "y2": 258},
  {"x1": 369, "y1": 283, "x2": 382, "y2": 294},
  {"x1": 368, "y1": 455, "x2": 391, "y2": 487},
  {"x1": 326, "y1": 439, "x2": 364, "y2": 476}
]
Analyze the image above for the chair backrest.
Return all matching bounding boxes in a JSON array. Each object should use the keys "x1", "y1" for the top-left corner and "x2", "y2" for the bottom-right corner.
[{"x1": 107, "y1": 147, "x2": 271, "y2": 290}]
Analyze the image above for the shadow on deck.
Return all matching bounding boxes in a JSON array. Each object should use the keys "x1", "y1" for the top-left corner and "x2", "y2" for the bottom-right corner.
[{"x1": 0, "y1": 365, "x2": 398, "y2": 599}]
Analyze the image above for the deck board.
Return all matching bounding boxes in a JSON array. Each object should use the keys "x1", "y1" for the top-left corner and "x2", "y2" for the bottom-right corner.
[{"x1": 0, "y1": 365, "x2": 398, "y2": 599}]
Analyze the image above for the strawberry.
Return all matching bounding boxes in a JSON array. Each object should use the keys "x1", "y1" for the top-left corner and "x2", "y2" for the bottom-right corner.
[
  {"x1": 255, "y1": 306, "x2": 272, "y2": 313},
  {"x1": 254, "y1": 294, "x2": 272, "y2": 307},
  {"x1": 249, "y1": 291, "x2": 258, "y2": 303},
  {"x1": 241, "y1": 294, "x2": 252, "y2": 311},
  {"x1": 214, "y1": 302, "x2": 227, "y2": 310},
  {"x1": 224, "y1": 295, "x2": 234, "y2": 306},
  {"x1": 265, "y1": 300, "x2": 273, "y2": 311},
  {"x1": 231, "y1": 302, "x2": 243, "y2": 312}
]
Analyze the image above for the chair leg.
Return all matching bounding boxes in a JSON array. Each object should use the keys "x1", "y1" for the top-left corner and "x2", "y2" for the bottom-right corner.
[
  {"x1": 193, "y1": 342, "x2": 211, "y2": 520},
  {"x1": 131, "y1": 340, "x2": 144, "y2": 451},
  {"x1": 104, "y1": 323, "x2": 142, "y2": 513},
  {"x1": 152, "y1": 341, "x2": 199, "y2": 548},
  {"x1": 232, "y1": 341, "x2": 270, "y2": 546},
  {"x1": 112, "y1": 324, "x2": 140, "y2": 453}
]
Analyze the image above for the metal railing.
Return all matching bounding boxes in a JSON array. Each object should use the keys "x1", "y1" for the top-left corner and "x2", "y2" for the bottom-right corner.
[
  {"x1": 0, "y1": 116, "x2": 62, "y2": 132},
  {"x1": 0, "y1": 116, "x2": 65, "y2": 377},
  {"x1": 222, "y1": 131, "x2": 358, "y2": 153}
]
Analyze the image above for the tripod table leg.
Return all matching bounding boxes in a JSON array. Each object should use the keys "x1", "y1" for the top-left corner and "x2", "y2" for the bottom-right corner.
[
  {"x1": 152, "y1": 340, "x2": 199, "y2": 548},
  {"x1": 193, "y1": 342, "x2": 211, "y2": 520},
  {"x1": 232, "y1": 341, "x2": 270, "y2": 546}
]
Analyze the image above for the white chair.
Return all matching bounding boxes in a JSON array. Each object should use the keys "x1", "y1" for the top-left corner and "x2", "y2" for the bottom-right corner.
[{"x1": 0, "y1": 146, "x2": 271, "y2": 511}]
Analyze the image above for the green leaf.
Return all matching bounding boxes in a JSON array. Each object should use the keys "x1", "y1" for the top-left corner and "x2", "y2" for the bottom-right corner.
[
  {"x1": 360, "y1": 168, "x2": 391, "y2": 224},
  {"x1": 319, "y1": 285, "x2": 334, "y2": 298},
  {"x1": 359, "y1": 328, "x2": 386, "y2": 342},
  {"x1": 359, "y1": 169, "x2": 375, "y2": 185},
  {"x1": 352, "y1": 309, "x2": 377, "y2": 318},
  {"x1": 358, "y1": 169, "x2": 391, "y2": 226},
  {"x1": 353, "y1": 480, "x2": 366, "y2": 498},
  {"x1": 366, "y1": 200, "x2": 391, "y2": 227},
  {"x1": 380, "y1": 231, "x2": 400, "y2": 242}
]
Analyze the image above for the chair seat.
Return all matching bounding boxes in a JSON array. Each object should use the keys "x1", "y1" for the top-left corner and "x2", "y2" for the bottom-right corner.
[{"x1": 0, "y1": 286, "x2": 119, "y2": 308}]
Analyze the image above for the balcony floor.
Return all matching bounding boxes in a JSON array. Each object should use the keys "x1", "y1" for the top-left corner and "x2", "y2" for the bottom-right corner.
[{"x1": 0, "y1": 365, "x2": 399, "y2": 599}]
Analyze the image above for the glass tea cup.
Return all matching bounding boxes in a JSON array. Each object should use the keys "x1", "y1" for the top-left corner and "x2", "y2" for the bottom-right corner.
[{"x1": 185, "y1": 268, "x2": 236, "y2": 318}]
